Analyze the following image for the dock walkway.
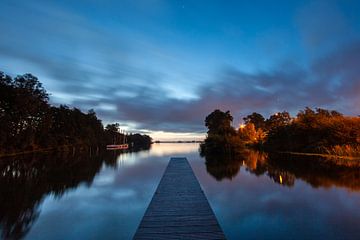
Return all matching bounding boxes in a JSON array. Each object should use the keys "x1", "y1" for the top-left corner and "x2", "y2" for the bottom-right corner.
[{"x1": 133, "y1": 157, "x2": 226, "y2": 239}]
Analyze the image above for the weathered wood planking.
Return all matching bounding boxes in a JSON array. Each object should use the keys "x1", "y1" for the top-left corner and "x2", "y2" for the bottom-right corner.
[{"x1": 133, "y1": 157, "x2": 226, "y2": 240}]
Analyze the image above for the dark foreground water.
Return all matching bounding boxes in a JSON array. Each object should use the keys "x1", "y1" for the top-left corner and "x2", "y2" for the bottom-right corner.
[{"x1": 0, "y1": 143, "x2": 359, "y2": 239}]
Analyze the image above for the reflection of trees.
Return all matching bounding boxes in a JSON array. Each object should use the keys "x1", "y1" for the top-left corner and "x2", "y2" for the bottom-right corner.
[
  {"x1": 0, "y1": 149, "x2": 136, "y2": 239},
  {"x1": 245, "y1": 151, "x2": 360, "y2": 190},
  {"x1": 265, "y1": 152, "x2": 360, "y2": 191},
  {"x1": 243, "y1": 150, "x2": 267, "y2": 176},
  {"x1": 0, "y1": 152, "x2": 101, "y2": 239},
  {"x1": 202, "y1": 147, "x2": 360, "y2": 191},
  {"x1": 267, "y1": 169, "x2": 295, "y2": 187},
  {"x1": 243, "y1": 151, "x2": 295, "y2": 186},
  {"x1": 202, "y1": 152, "x2": 244, "y2": 181}
]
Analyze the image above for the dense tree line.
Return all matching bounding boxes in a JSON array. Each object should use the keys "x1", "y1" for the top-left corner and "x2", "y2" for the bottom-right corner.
[
  {"x1": 242, "y1": 108, "x2": 360, "y2": 155},
  {"x1": 0, "y1": 71, "x2": 151, "y2": 155},
  {"x1": 201, "y1": 108, "x2": 360, "y2": 158},
  {"x1": 264, "y1": 108, "x2": 360, "y2": 154}
]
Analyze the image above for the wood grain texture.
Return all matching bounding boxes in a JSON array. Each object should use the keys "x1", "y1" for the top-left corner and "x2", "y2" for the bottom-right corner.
[{"x1": 133, "y1": 157, "x2": 226, "y2": 240}]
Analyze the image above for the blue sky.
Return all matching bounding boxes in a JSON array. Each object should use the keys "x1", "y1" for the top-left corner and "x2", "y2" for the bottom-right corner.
[{"x1": 1, "y1": 0, "x2": 360, "y2": 140}]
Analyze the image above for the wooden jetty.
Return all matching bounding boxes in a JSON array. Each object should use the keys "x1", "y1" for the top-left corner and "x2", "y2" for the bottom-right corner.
[
  {"x1": 133, "y1": 157, "x2": 226, "y2": 240},
  {"x1": 106, "y1": 144, "x2": 129, "y2": 150}
]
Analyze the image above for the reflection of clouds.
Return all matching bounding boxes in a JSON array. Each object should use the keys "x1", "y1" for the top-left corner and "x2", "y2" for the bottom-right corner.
[
  {"x1": 110, "y1": 143, "x2": 200, "y2": 160},
  {"x1": 93, "y1": 171, "x2": 115, "y2": 186},
  {"x1": 148, "y1": 143, "x2": 200, "y2": 157},
  {"x1": 26, "y1": 144, "x2": 201, "y2": 239},
  {"x1": 115, "y1": 152, "x2": 147, "y2": 166},
  {"x1": 196, "y1": 149, "x2": 360, "y2": 238},
  {"x1": 112, "y1": 189, "x2": 136, "y2": 199},
  {"x1": 192, "y1": 159, "x2": 360, "y2": 239},
  {"x1": 21, "y1": 144, "x2": 360, "y2": 239}
]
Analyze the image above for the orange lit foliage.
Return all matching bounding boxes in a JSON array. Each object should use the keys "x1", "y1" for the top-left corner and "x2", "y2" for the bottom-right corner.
[
  {"x1": 238, "y1": 123, "x2": 266, "y2": 144},
  {"x1": 265, "y1": 107, "x2": 360, "y2": 154}
]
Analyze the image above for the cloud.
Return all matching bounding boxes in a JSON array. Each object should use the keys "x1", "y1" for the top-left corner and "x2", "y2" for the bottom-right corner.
[
  {"x1": 1, "y1": 0, "x2": 359, "y2": 136},
  {"x1": 312, "y1": 40, "x2": 360, "y2": 109},
  {"x1": 70, "y1": 38, "x2": 360, "y2": 133}
]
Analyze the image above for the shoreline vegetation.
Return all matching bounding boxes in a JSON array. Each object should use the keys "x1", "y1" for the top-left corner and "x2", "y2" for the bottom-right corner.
[
  {"x1": 0, "y1": 71, "x2": 151, "y2": 157},
  {"x1": 200, "y1": 109, "x2": 360, "y2": 167}
]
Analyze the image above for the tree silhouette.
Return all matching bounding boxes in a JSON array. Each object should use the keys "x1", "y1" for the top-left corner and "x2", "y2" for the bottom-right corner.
[
  {"x1": 266, "y1": 111, "x2": 292, "y2": 131},
  {"x1": 205, "y1": 109, "x2": 235, "y2": 136},
  {"x1": 201, "y1": 109, "x2": 243, "y2": 156},
  {"x1": 243, "y1": 112, "x2": 266, "y2": 130}
]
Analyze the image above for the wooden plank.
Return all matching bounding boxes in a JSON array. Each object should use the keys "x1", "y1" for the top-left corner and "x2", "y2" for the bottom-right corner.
[{"x1": 133, "y1": 157, "x2": 226, "y2": 240}]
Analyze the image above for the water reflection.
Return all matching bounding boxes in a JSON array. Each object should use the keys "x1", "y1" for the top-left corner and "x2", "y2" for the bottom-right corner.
[
  {"x1": 150, "y1": 142, "x2": 200, "y2": 156},
  {"x1": 1, "y1": 144, "x2": 359, "y2": 240},
  {"x1": 0, "y1": 149, "x2": 140, "y2": 239},
  {"x1": 196, "y1": 148, "x2": 360, "y2": 239},
  {"x1": 204, "y1": 154, "x2": 243, "y2": 181},
  {"x1": 202, "y1": 150, "x2": 360, "y2": 191}
]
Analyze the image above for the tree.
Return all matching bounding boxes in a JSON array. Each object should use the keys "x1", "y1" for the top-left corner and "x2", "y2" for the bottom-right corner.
[
  {"x1": 128, "y1": 133, "x2": 152, "y2": 149},
  {"x1": 238, "y1": 123, "x2": 266, "y2": 144},
  {"x1": 205, "y1": 109, "x2": 235, "y2": 136},
  {"x1": 105, "y1": 123, "x2": 120, "y2": 133},
  {"x1": 0, "y1": 73, "x2": 50, "y2": 151},
  {"x1": 201, "y1": 109, "x2": 244, "y2": 156},
  {"x1": 0, "y1": 72, "x2": 15, "y2": 149},
  {"x1": 265, "y1": 107, "x2": 360, "y2": 153},
  {"x1": 266, "y1": 111, "x2": 292, "y2": 131},
  {"x1": 104, "y1": 123, "x2": 120, "y2": 144},
  {"x1": 239, "y1": 123, "x2": 257, "y2": 142},
  {"x1": 243, "y1": 112, "x2": 265, "y2": 130}
]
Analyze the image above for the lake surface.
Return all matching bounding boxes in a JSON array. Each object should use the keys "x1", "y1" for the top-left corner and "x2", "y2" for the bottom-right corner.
[{"x1": 0, "y1": 143, "x2": 359, "y2": 239}]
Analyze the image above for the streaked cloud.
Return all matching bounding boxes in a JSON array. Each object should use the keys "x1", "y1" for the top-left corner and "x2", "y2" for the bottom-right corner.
[{"x1": 1, "y1": 0, "x2": 359, "y2": 139}]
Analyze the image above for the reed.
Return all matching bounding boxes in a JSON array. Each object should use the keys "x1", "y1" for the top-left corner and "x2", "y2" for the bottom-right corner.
[{"x1": 321, "y1": 145, "x2": 360, "y2": 158}]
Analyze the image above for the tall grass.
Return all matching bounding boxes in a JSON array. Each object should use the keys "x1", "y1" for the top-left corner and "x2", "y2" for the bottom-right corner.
[{"x1": 322, "y1": 145, "x2": 360, "y2": 158}]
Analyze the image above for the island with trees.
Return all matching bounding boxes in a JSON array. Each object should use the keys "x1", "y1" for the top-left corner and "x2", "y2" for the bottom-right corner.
[{"x1": 0, "y1": 71, "x2": 152, "y2": 157}]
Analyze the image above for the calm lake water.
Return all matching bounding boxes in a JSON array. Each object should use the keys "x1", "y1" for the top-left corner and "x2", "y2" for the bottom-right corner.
[{"x1": 0, "y1": 143, "x2": 359, "y2": 239}]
